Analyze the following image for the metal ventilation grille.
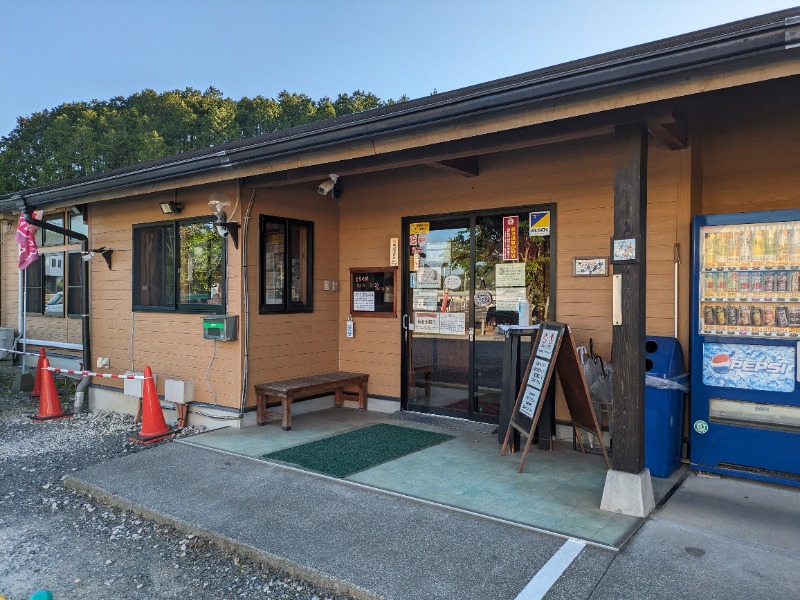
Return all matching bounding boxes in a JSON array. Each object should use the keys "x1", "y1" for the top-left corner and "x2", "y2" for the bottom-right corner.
[{"x1": 718, "y1": 462, "x2": 800, "y2": 483}]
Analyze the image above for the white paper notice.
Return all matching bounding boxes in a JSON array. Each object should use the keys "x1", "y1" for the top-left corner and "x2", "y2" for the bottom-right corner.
[
  {"x1": 527, "y1": 357, "x2": 550, "y2": 391},
  {"x1": 414, "y1": 312, "x2": 440, "y2": 334},
  {"x1": 416, "y1": 266, "x2": 442, "y2": 289},
  {"x1": 519, "y1": 385, "x2": 541, "y2": 419},
  {"x1": 413, "y1": 289, "x2": 438, "y2": 311},
  {"x1": 536, "y1": 328, "x2": 558, "y2": 360},
  {"x1": 495, "y1": 262, "x2": 526, "y2": 287},
  {"x1": 495, "y1": 287, "x2": 526, "y2": 311},
  {"x1": 353, "y1": 291, "x2": 375, "y2": 312},
  {"x1": 439, "y1": 312, "x2": 466, "y2": 335}
]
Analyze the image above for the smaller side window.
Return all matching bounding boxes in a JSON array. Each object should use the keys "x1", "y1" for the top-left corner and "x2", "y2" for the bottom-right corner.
[{"x1": 259, "y1": 216, "x2": 313, "y2": 313}]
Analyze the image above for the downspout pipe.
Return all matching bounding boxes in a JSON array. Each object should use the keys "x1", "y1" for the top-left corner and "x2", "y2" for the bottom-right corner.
[{"x1": 23, "y1": 210, "x2": 91, "y2": 375}]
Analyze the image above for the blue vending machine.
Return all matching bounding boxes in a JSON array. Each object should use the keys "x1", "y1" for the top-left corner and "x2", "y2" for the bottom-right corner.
[{"x1": 691, "y1": 209, "x2": 800, "y2": 487}]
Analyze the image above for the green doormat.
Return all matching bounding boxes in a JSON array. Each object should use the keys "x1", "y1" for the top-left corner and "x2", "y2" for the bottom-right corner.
[{"x1": 262, "y1": 423, "x2": 454, "y2": 478}]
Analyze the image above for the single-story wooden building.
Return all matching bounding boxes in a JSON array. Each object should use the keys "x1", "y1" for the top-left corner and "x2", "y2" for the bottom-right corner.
[{"x1": 2, "y1": 8, "x2": 799, "y2": 498}]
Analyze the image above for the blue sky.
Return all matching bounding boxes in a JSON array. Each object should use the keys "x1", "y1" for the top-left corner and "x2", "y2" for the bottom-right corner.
[{"x1": 1, "y1": 1, "x2": 798, "y2": 138}]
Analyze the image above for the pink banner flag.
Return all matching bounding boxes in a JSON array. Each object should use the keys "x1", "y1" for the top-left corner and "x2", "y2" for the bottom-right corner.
[{"x1": 16, "y1": 212, "x2": 40, "y2": 270}]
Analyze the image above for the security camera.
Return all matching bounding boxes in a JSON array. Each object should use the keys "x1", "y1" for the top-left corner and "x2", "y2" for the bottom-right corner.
[
  {"x1": 317, "y1": 174, "x2": 339, "y2": 196},
  {"x1": 317, "y1": 180, "x2": 335, "y2": 195}
]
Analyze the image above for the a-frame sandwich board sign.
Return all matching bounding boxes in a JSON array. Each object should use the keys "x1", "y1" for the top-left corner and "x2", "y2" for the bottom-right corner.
[{"x1": 501, "y1": 321, "x2": 610, "y2": 473}]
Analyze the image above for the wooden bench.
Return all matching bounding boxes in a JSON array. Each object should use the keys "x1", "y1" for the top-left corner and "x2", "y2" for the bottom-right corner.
[
  {"x1": 255, "y1": 371, "x2": 369, "y2": 430},
  {"x1": 409, "y1": 364, "x2": 433, "y2": 398}
]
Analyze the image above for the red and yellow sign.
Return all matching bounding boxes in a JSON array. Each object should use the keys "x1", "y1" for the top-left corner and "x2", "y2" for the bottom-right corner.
[{"x1": 503, "y1": 216, "x2": 519, "y2": 261}]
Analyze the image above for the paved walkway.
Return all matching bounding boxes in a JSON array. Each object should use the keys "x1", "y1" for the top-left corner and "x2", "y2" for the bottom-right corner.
[{"x1": 65, "y1": 434, "x2": 800, "y2": 599}]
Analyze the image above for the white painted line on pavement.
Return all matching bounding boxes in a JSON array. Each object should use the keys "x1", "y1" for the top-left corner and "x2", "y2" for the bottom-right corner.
[{"x1": 514, "y1": 538, "x2": 586, "y2": 600}]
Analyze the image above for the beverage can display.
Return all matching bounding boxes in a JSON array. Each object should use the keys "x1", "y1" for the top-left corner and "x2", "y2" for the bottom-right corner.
[
  {"x1": 726, "y1": 271, "x2": 739, "y2": 297},
  {"x1": 738, "y1": 272, "x2": 750, "y2": 296},
  {"x1": 763, "y1": 306, "x2": 776, "y2": 326},
  {"x1": 704, "y1": 272, "x2": 715, "y2": 297},
  {"x1": 764, "y1": 226, "x2": 777, "y2": 264},
  {"x1": 751, "y1": 306, "x2": 762, "y2": 327},
  {"x1": 738, "y1": 305, "x2": 751, "y2": 326},
  {"x1": 791, "y1": 271, "x2": 800, "y2": 294},
  {"x1": 716, "y1": 305, "x2": 727, "y2": 326},
  {"x1": 790, "y1": 307, "x2": 800, "y2": 326},
  {"x1": 716, "y1": 272, "x2": 727, "y2": 297},
  {"x1": 776, "y1": 305, "x2": 789, "y2": 328},
  {"x1": 778, "y1": 227, "x2": 792, "y2": 261},
  {"x1": 777, "y1": 272, "x2": 788, "y2": 294},
  {"x1": 764, "y1": 272, "x2": 776, "y2": 295},
  {"x1": 726, "y1": 305, "x2": 738, "y2": 326},
  {"x1": 750, "y1": 272, "x2": 763, "y2": 297},
  {"x1": 704, "y1": 304, "x2": 716, "y2": 325}
]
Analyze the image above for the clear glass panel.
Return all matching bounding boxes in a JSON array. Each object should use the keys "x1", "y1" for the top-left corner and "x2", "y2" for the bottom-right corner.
[
  {"x1": 67, "y1": 251, "x2": 83, "y2": 317},
  {"x1": 178, "y1": 221, "x2": 223, "y2": 306},
  {"x1": 407, "y1": 217, "x2": 471, "y2": 414},
  {"x1": 43, "y1": 213, "x2": 65, "y2": 246},
  {"x1": 263, "y1": 222, "x2": 285, "y2": 307},
  {"x1": 473, "y1": 214, "x2": 550, "y2": 417},
  {"x1": 25, "y1": 260, "x2": 43, "y2": 314},
  {"x1": 69, "y1": 212, "x2": 88, "y2": 237},
  {"x1": 699, "y1": 220, "x2": 800, "y2": 337},
  {"x1": 43, "y1": 252, "x2": 65, "y2": 317},
  {"x1": 135, "y1": 225, "x2": 175, "y2": 307},
  {"x1": 290, "y1": 223, "x2": 308, "y2": 305}
]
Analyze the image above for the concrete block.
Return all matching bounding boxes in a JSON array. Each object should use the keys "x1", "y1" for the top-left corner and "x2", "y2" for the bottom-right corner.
[
  {"x1": 600, "y1": 468, "x2": 655, "y2": 517},
  {"x1": 12, "y1": 372, "x2": 34, "y2": 392},
  {"x1": 165, "y1": 378, "x2": 194, "y2": 404}
]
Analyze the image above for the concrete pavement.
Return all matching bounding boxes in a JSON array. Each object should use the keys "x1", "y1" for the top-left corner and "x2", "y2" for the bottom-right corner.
[{"x1": 65, "y1": 440, "x2": 800, "y2": 600}]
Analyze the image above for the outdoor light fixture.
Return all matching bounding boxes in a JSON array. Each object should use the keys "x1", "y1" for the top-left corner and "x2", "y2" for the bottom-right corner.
[
  {"x1": 317, "y1": 174, "x2": 340, "y2": 199},
  {"x1": 208, "y1": 193, "x2": 240, "y2": 249},
  {"x1": 159, "y1": 200, "x2": 183, "y2": 215}
]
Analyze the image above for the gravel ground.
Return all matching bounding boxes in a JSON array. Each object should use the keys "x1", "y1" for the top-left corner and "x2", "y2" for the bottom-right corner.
[{"x1": 0, "y1": 365, "x2": 357, "y2": 600}]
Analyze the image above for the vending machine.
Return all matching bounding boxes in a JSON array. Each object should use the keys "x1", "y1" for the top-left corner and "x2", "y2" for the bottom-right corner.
[{"x1": 691, "y1": 209, "x2": 800, "y2": 487}]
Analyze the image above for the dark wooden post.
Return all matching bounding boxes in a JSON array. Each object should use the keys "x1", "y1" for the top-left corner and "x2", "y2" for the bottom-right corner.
[{"x1": 612, "y1": 123, "x2": 648, "y2": 474}]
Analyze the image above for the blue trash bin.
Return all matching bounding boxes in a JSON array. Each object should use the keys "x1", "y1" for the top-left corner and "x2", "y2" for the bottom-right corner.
[{"x1": 644, "y1": 336, "x2": 688, "y2": 478}]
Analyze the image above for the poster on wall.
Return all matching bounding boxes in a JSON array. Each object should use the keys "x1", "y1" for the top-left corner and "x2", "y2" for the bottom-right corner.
[
  {"x1": 439, "y1": 312, "x2": 466, "y2": 335},
  {"x1": 415, "y1": 312, "x2": 440, "y2": 334},
  {"x1": 413, "y1": 289, "x2": 438, "y2": 311},
  {"x1": 496, "y1": 263, "x2": 526, "y2": 287},
  {"x1": 416, "y1": 266, "x2": 442, "y2": 289},
  {"x1": 353, "y1": 291, "x2": 376, "y2": 312},
  {"x1": 495, "y1": 287, "x2": 526, "y2": 311}
]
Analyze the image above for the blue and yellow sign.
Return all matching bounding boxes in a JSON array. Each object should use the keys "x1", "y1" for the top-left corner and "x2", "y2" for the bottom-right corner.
[{"x1": 529, "y1": 211, "x2": 551, "y2": 236}]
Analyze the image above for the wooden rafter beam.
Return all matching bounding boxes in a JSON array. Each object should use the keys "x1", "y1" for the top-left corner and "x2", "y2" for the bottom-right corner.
[
  {"x1": 646, "y1": 110, "x2": 687, "y2": 150},
  {"x1": 428, "y1": 157, "x2": 480, "y2": 177}
]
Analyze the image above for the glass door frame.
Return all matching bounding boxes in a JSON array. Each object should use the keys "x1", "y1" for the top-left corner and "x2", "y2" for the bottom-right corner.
[{"x1": 400, "y1": 203, "x2": 556, "y2": 423}]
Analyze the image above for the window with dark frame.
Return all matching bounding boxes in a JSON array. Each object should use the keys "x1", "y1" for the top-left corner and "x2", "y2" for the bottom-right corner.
[
  {"x1": 132, "y1": 218, "x2": 225, "y2": 313},
  {"x1": 23, "y1": 208, "x2": 85, "y2": 318},
  {"x1": 260, "y1": 216, "x2": 313, "y2": 313}
]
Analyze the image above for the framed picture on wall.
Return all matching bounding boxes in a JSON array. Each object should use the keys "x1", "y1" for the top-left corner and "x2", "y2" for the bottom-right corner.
[{"x1": 573, "y1": 257, "x2": 609, "y2": 277}]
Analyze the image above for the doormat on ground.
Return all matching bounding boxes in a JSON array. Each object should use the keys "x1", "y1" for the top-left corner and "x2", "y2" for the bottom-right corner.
[{"x1": 262, "y1": 423, "x2": 454, "y2": 478}]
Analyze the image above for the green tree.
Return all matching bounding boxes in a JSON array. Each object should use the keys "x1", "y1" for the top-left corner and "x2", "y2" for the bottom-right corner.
[{"x1": 0, "y1": 87, "x2": 409, "y2": 194}]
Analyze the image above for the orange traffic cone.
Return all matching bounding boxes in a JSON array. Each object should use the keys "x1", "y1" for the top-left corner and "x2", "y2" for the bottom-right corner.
[
  {"x1": 31, "y1": 347, "x2": 46, "y2": 398},
  {"x1": 128, "y1": 366, "x2": 176, "y2": 444},
  {"x1": 30, "y1": 358, "x2": 71, "y2": 421}
]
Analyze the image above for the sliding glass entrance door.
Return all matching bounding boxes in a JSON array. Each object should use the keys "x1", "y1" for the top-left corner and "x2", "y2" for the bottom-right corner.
[{"x1": 403, "y1": 206, "x2": 552, "y2": 422}]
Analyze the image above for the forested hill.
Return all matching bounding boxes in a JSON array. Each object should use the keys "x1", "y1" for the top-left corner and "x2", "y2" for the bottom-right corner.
[{"x1": 0, "y1": 86, "x2": 408, "y2": 195}]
